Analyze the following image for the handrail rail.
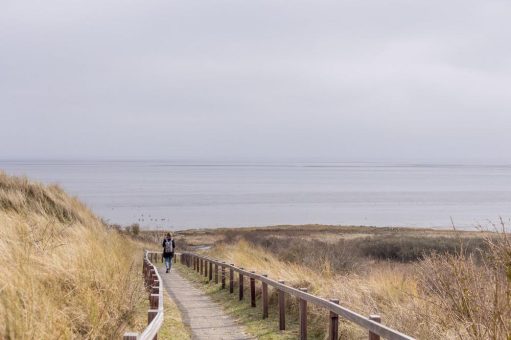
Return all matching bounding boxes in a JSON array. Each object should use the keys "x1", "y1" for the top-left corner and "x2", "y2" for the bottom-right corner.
[
  {"x1": 180, "y1": 252, "x2": 415, "y2": 340},
  {"x1": 139, "y1": 251, "x2": 164, "y2": 340},
  {"x1": 122, "y1": 250, "x2": 166, "y2": 340}
]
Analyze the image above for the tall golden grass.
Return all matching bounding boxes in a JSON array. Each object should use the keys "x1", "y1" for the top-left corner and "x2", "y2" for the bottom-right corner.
[
  {"x1": 204, "y1": 230, "x2": 511, "y2": 339},
  {"x1": 0, "y1": 172, "x2": 144, "y2": 339}
]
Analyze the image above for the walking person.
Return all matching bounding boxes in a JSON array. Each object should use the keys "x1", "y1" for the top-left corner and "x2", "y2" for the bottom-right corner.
[{"x1": 162, "y1": 233, "x2": 175, "y2": 273}]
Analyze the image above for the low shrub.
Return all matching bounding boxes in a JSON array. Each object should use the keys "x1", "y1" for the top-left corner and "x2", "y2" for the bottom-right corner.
[
  {"x1": 353, "y1": 235, "x2": 487, "y2": 262},
  {"x1": 229, "y1": 230, "x2": 488, "y2": 275},
  {"x1": 416, "y1": 228, "x2": 510, "y2": 339}
]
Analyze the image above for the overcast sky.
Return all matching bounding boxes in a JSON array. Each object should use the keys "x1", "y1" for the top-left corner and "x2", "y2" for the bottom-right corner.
[{"x1": 1, "y1": 0, "x2": 510, "y2": 162}]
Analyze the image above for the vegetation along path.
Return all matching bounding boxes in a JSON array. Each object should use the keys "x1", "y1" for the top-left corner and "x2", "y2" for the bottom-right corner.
[{"x1": 159, "y1": 266, "x2": 255, "y2": 340}]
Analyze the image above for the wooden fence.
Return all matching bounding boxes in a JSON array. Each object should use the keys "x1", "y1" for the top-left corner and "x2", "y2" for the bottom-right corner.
[
  {"x1": 179, "y1": 252, "x2": 415, "y2": 340},
  {"x1": 122, "y1": 250, "x2": 174, "y2": 340}
]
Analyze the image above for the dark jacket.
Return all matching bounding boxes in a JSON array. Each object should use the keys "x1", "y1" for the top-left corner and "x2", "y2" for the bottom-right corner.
[{"x1": 162, "y1": 238, "x2": 175, "y2": 258}]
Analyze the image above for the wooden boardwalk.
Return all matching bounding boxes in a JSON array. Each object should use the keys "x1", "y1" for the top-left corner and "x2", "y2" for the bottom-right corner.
[{"x1": 158, "y1": 267, "x2": 255, "y2": 340}]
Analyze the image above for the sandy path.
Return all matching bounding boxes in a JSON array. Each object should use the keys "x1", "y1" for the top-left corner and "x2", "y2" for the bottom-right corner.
[{"x1": 158, "y1": 267, "x2": 255, "y2": 340}]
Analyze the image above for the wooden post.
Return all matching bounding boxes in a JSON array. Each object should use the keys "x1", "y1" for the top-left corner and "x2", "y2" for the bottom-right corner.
[
  {"x1": 214, "y1": 263, "x2": 218, "y2": 284},
  {"x1": 262, "y1": 274, "x2": 269, "y2": 319},
  {"x1": 148, "y1": 308, "x2": 158, "y2": 320},
  {"x1": 173, "y1": 253, "x2": 176, "y2": 263},
  {"x1": 329, "y1": 299, "x2": 340, "y2": 340},
  {"x1": 368, "y1": 315, "x2": 381, "y2": 340},
  {"x1": 150, "y1": 294, "x2": 159, "y2": 309},
  {"x1": 123, "y1": 332, "x2": 139, "y2": 340},
  {"x1": 149, "y1": 269, "x2": 155, "y2": 286},
  {"x1": 229, "y1": 265, "x2": 234, "y2": 293},
  {"x1": 148, "y1": 309, "x2": 158, "y2": 339},
  {"x1": 148, "y1": 268, "x2": 154, "y2": 287},
  {"x1": 278, "y1": 280, "x2": 286, "y2": 330},
  {"x1": 150, "y1": 285, "x2": 159, "y2": 301},
  {"x1": 200, "y1": 259, "x2": 203, "y2": 275},
  {"x1": 250, "y1": 272, "x2": 256, "y2": 307},
  {"x1": 145, "y1": 263, "x2": 150, "y2": 284},
  {"x1": 204, "y1": 260, "x2": 208, "y2": 278},
  {"x1": 221, "y1": 262, "x2": 226, "y2": 289},
  {"x1": 193, "y1": 256, "x2": 196, "y2": 271},
  {"x1": 299, "y1": 288, "x2": 308, "y2": 340},
  {"x1": 209, "y1": 261, "x2": 213, "y2": 282},
  {"x1": 239, "y1": 268, "x2": 244, "y2": 300},
  {"x1": 151, "y1": 274, "x2": 160, "y2": 290},
  {"x1": 152, "y1": 275, "x2": 158, "y2": 288}
]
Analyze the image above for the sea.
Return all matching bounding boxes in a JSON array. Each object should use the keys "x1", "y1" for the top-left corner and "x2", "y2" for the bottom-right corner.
[{"x1": 1, "y1": 160, "x2": 510, "y2": 230}]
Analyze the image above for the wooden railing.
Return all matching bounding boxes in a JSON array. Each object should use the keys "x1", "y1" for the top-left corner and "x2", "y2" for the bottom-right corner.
[
  {"x1": 179, "y1": 252, "x2": 415, "y2": 340},
  {"x1": 122, "y1": 250, "x2": 170, "y2": 340}
]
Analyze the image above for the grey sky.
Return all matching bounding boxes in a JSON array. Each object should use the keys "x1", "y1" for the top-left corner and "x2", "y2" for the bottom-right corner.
[{"x1": 1, "y1": 0, "x2": 510, "y2": 162}]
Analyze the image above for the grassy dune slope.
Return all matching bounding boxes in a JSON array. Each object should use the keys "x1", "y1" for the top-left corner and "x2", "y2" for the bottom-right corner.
[{"x1": 0, "y1": 172, "x2": 144, "y2": 339}]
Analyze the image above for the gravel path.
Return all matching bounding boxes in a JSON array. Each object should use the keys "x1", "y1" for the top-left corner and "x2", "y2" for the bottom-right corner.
[{"x1": 158, "y1": 266, "x2": 255, "y2": 340}]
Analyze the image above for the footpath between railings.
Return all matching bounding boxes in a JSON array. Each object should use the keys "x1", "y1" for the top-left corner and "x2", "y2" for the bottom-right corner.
[{"x1": 179, "y1": 252, "x2": 415, "y2": 340}]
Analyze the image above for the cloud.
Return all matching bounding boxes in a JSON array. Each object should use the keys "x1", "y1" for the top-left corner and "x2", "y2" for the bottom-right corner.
[{"x1": 1, "y1": 0, "x2": 510, "y2": 161}]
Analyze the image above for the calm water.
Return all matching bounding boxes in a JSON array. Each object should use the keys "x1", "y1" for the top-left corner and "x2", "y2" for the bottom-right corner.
[{"x1": 1, "y1": 161, "x2": 510, "y2": 230}]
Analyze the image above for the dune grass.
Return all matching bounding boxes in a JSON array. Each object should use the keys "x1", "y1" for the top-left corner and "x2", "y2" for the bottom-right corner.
[
  {"x1": 0, "y1": 172, "x2": 147, "y2": 339},
  {"x1": 176, "y1": 225, "x2": 511, "y2": 340}
]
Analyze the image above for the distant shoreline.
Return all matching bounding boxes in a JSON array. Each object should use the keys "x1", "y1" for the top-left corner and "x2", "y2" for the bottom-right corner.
[{"x1": 138, "y1": 223, "x2": 486, "y2": 234}]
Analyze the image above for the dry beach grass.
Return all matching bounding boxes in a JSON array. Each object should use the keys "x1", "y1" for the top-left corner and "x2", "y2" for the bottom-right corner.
[
  {"x1": 0, "y1": 172, "x2": 146, "y2": 339},
  {"x1": 3, "y1": 169, "x2": 506, "y2": 339},
  {"x1": 171, "y1": 225, "x2": 511, "y2": 339}
]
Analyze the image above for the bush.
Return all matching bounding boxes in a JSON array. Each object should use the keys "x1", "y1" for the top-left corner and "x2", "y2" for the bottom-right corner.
[
  {"x1": 109, "y1": 224, "x2": 122, "y2": 232},
  {"x1": 131, "y1": 223, "x2": 140, "y2": 236},
  {"x1": 230, "y1": 231, "x2": 488, "y2": 274},
  {"x1": 416, "y1": 229, "x2": 511, "y2": 339},
  {"x1": 353, "y1": 235, "x2": 487, "y2": 262}
]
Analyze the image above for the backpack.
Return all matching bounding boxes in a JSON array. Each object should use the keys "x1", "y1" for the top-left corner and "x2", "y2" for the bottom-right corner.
[{"x1": 164, "y1": 239, "x2": 173, "y2": 253}]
